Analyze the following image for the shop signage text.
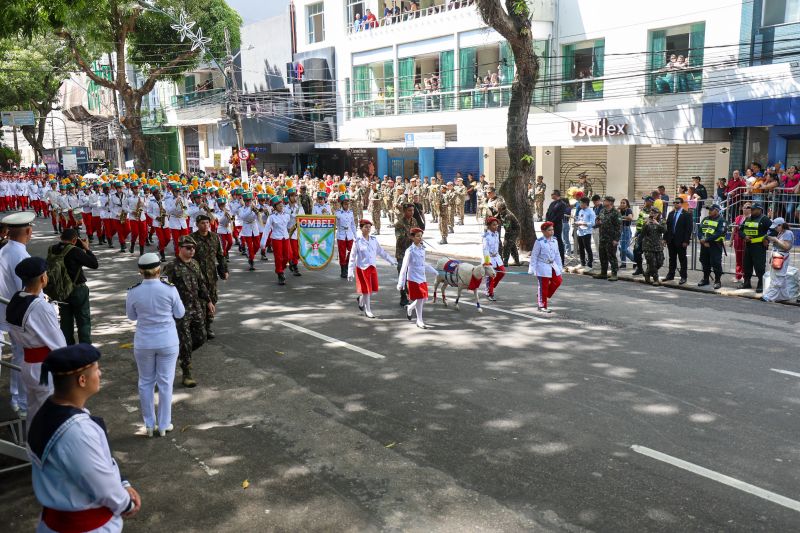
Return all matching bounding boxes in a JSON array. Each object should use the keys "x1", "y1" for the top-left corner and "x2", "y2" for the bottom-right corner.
[{"x1": 570, "y1": 118, "x2": 628, "y2": 138}]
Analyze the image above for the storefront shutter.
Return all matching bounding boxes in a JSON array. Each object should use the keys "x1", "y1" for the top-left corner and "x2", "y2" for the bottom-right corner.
[
  {"x1": 494, "y1": 148, "x2": 510, "y2": 189},
  {"x1": 634, "y1": 145, "x2": 677, "y2": 200},
  {"x1": 434, "y1": 148, "x2": 480, "y2": 183},
  {"x1": 677, "y1": 144, "x2": 717, "y2": 187},
  {"x1": 559, "y1": 146, "x2": 607, "y2": 195}
]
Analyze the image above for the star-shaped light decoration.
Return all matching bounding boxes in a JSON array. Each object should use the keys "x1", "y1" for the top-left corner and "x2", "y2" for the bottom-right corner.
[
  {"x1": 190, "y1": 27, "x2": 212, "y2": 52},
  {"x1": 170, "y1": 11, "x2": 195, "y2": 42}
]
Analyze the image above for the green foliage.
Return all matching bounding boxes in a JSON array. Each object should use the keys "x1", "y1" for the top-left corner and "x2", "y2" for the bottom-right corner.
[
  {"x1": 511, "y1": 0, "x2": 530, "y2": 17},
  {"x1": 520, "y1": 153, "x2": 534, "y2": 166},
  {"x1": 0, "y1": 146, "x2": 21, "y2": 170},
  {"x1": 0, "y1": 36, "x2": 72, "y2": 113}
]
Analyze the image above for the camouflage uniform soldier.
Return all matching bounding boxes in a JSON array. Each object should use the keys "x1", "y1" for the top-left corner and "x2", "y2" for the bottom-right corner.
[
  {"x1": 368, "y1": 182, "x2": 383, "y2": 234},
  {"x1": 429, "y1": 181, "x2": 440, "y2": 223},
  {"x1": 190, "y1": 215, "x2": 228, "y2": 339},
  {"x1": 438, "y1": 187, "x2": 451, "y2": 244},
  {"x1": 446, "y1": 182, "x2": 457, "y2": 232},
  {"x1": 454, "y1": 178, "x2": 467, "y2": 225},
  {"x1": 476, "y1": 180, "x2": 488, "y2": 221},
  {"x1": 497, "y1": 203, "x2": 521, "y2": 266},
  {"x1": 162, "y1": 235, "x2": 211, "y2": 388},
  {"x1": 384, "y1": 182, "x2": 395, "y2": 225},
  {"x1": 393, "y1": 184, "x2": 407, "y2": 221},
  {"x1": 421, "y1": 178, "x2": 430, "y2": 215},
  {"x1": 533, "y1": 176, "x2": 546, "y2": 222},
  {"x1": 351, "y1": 184, "x2": 364, "y2": 222},
  {"x1": 640, "y1": 208, "x2": 666, "y2": 285},
  {"x1": 593, "y1": 196, "x2": 623, "y2": 281},
  {"x1": 394, "y1": 204, "x2": 416, "y2": 306}
]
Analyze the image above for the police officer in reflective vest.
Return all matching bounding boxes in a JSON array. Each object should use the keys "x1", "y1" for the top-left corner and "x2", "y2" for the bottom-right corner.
[
  {"x1": 738, "y1": 202, "x2": 772, "y2": 293},
  {"x1": 697, "y1": 204, "x2": 727, "y2": 289}
]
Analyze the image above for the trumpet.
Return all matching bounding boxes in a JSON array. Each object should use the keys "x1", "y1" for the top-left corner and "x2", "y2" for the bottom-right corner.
[
  {"x1": 201, "y1": 204, "x2": 217, "y2": 223},
  {"x1": 133, "y1": 196, "x2": 144, "y2": 219},
  {"x1": 156, "y1": 200, "x2": 167, "y2": 226},
  {"x1": 116, "y1": 193, "x2": 127, "y2": 223},
  {"x1": 176, "y1": 194, "x2": 187, "y2": 217}
]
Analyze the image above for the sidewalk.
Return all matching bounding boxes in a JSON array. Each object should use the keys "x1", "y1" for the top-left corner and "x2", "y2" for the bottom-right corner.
[{"x1": 370, "y1": 212, "x2": 799, "y2": 306}]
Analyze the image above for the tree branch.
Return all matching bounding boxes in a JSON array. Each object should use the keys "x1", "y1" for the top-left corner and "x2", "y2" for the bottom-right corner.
[
  {"x1": 56, "y1": 30, "x2": 116, "y2": 90},
  {"x1": 136, "y1": 50, "x2": 198, "y2": 97},
  {"x1": 475, "y1": 0, "x2": 518, "y2": 43}
]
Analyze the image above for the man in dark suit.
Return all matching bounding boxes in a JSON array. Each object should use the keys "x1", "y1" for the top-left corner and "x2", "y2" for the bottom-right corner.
[
  {"x1": 664, "y1": 197, "x2": 693, "y2": 284},
  {"x1": 545, "y1": 189, "x2": 570, "y2": 263}
]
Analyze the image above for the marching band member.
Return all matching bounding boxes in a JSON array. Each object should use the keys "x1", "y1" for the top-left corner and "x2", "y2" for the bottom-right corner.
[
  {"x1": 126, "y1": 253, "x2": 185, "y2": 437},
  {"x1": 100, "y1": 182, "x2": 114, "y2": 247},
  {"x1": 347, "y1": 219, "x2": 397, "y2": 318},
  {"x1": 44, "y1": 181, "x2": 60, "y2": 234},
  {"x1": 165, "y1": 183, "x2": 190, "y2": 255},
  {"x1": 285, "y1": 187, "x2": 305, "y2": 276},
  {"x1": 65, "y1": 184, "x2": 81, "y2": 231},
  {"x1": 482, "y1": 217, "x2": 506, "y2": 301},
  {"x1": 125, "y1": 182, "x2": 147, "y2": 255},
  {"x1": 5, "y1": 257, "x2": 67, "y2": 421},
  {"x1": 397, "y1": 227, "x2": 437, "y2": 329},
  {"x1": 147, "y1": 186, "x2": 170, "y2": 262},
  {"x1": 335, "y1": 195, "x2": 356, "y2": 279},
  {"x1": 109, "y1": 182, "x2": 128, "y2": 252},
  {"x1": 28, "y1": 345, "x2": 142, "y2": 532},
  {"x1": 255, "y1": 192, "x2": 271, "y2": 261},
  {"x1": 215, "y1": 197, "x2": 234, "y2": 258},
  {"x1": 29, "y1": 179, "x2": 43, "y2": 217},
  {"x1": 311, "y1": 191, "x2": 331, "y2": 214},
  {"x1": 229, "y1": 188, "x2": 244, "y2": 253},
  {"x1": 238, "y1": 192, "x2": 260, "y2": 271},
  {"x1": 529, "y1": 221, "x2": 564, "y2": 313},
  {"x1": 263, "y1": 196, "x2": 291, "y2": 284}
]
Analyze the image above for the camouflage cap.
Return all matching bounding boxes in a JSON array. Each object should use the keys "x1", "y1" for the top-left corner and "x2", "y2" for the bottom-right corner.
[{"x1": 178, "y1": 235, "x2": 197, "y2": 247}]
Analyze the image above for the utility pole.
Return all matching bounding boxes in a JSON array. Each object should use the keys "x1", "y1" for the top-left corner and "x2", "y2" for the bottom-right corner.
[
  {"x1": 224, "y1": 27, "x2": 248, "y2": 180},
  {"x1": 12, "y1": 124, "x2": 18, "y2": 154},
  {"x1": 107, "y1": 53, "x2": 126, "y2": 172}
]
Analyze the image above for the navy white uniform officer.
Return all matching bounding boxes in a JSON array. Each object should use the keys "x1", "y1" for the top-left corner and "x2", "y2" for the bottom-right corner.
[
  {"x1": 28, "y1": 344, "x2": 142, "y2": 532},
  {"x1": 125, "y1": 253, "x2": 185, "y2": 437},
  {"x1": 5, "y1": 257, "x2": 67, "y2": 422}
]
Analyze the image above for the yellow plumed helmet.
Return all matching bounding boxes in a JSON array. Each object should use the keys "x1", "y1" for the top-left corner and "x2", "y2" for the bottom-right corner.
[
  {"x1": 131, "y1": 172, "x2": 138, "y2": 180},
  {"x1": 181, "y1": 177, "x2": 187, "y2": 185},
  {"x1": 188, "y1": 185, "x2": 195, "y2": 193},
  {"x1": 265, "y1": 185, "x2": 275, "y2": 195},
  {"x1": 213, "y1": 179, "x2": 220, "y2": 187},
  {"x1": 242, "y1": 182, "x2": 249, "y2": 190},
  {"x1": 233, "y1": 178, "x2": 241, "y2": 186},
  {"x1": 286, "y1": 178, "x2": 294, "y2": 188},
  {"x1": 255, "y1": 184, "x2": 263, "y2": 192},
  {"x1": 338, "y1": 183, "x2": 347, "y2": 193},
  {"x1": 219, "y1": 188, "x2": 229, "y2": 197}
]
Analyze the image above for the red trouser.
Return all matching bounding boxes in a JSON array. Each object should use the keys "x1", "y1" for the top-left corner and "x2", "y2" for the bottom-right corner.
[
  {"x1": 219, "y1": 233, "x2": 233, "y2": 255},
  {"x1": 50, "y1": 211, "x2": 59, "y2": 230},
  {"x1": 260, "y1": 232, "x2": 271, "y2": 252},
  {"x1": 19, "y1": 196, "x2": 28, "y2": 210},
  {"x1": 58, "y1": 215, "x2": 68, "y2": 230},
  {"x1": 242, "y1": 235, "x2": 259, "y2": 262},
  {"x1": 233, "y1": 225, "x2": 242, "y2": 240},
  {"x1": 272, "y1": 238, "x2": 289, "y2": 273},
  {"x1": 67, "y1": 213, "x2": 78, "y2": 229},
  {"x1": 129, "y1": 219, "x2": 146, "y2": 247},
  {"x1": 337, "y1": 239, "x2": 353, "y2": 266},
  {"x1": 83, "y1": 213, "x2": 94, "y2": 237},
  {"x1": 101, "y1": 218, "x2": 112, "y2": 240},
  {"x1": 537, "y1": 270, "x2": 562, "y2": 309},
  {"x1": 113, "y1": 220, "x2": 130, "y2": 245},
  {"x1": 289, "y1": 238, "x2": 300, "y2": 265},
  {"x1": 488, "y1": 264, "x2": 506, "y2": 296},
  {"x1": 170, "y1": 228, "x2": 190, "y2": 254},
  {"x1": 41, "y1": 201, "x2": 49, "y2": 217},
  {"x1": 154, "y1": 227, "x2": 171, "y2": 253}
]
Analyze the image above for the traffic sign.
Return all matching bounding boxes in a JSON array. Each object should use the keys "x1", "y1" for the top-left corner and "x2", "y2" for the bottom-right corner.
[{"x1": 238, "y1": 148, "x2": 250, "y2": 160}]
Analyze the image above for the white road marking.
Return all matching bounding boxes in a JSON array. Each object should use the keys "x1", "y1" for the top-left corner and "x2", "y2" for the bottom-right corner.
[
  {"x1": 468, "y1": 303, "x2": 549, "y2": 322},
  {"x1": 277, "y1": 320, "x2": 386, "y2": 360},
  {"x1": 631, "y1": 445, "x2": 800, "y2": 513},
  {"x1": 770, "y1": 368, "x2": 800, "y2": 379}
]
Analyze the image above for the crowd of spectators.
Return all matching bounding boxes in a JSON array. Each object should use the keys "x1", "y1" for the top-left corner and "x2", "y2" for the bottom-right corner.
[{"x1": 352, "y1": 1, "x2": 476, "y2": 33}]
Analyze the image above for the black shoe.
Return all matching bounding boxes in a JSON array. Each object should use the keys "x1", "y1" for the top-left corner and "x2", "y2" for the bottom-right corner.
[
  {"x1": 663, "y1": 275, "x2": 675, "y2": 282},
  {"x1": 632, "y1": 267, "x2": 643, "y2": 276},
  {"x1": 713, "y1": 281, "x2": 722, "y2": 289},
  {"x1": 340, "y1": 265, "x2": 347, "y2": 279},
  {"x1": 357, "y1": 296, "x2": 365, "y2": 312},
  {"x1": 87, "y1": 235, "x2": 94, "y2": 243},
  {"x1": 129, "y1": 242, "x2": 135, "y2": 253},
  {"x1": 292, "y1": 265, "x2": 301, "y2": 276},
  {"x1": 406, "y1": 305, "x2": 413, "y2": 321},
  {"x1": 697, "y1": 279, "x2": 710, "y2": 287},
  {"x1": 679, "y1": 278, "x2": 687, "y2": 285},
  {"x1": 159, "y1": 251, "x2": 166, "y2": 262},
  {"x1": 739, "y1": 281, "x2": 752, "y2": 289},
  {"x1": 120, "y1": 244, "x2": 126, "y2": 253},
  {"x1": 266, "y1": 246, "x2": 273, "y2": 253},
  {"x1": 278, "y1": 273, "x2": 286, "y2": 285},
  {"x1": 756, "y1": 279, "x2": 763, "y2": 293},
  {"x1": 108, "y1": 240, "x2": 114, "y2": 248},
  {"x1": 248, "y1": 260, "x2": 255, "y2": 271},
  {"x1": 139, "y1": 245, "x2": 145, "y2": 256},
  {"x1": 206, "y1": 330, "x2": 215, "y2": 340}
]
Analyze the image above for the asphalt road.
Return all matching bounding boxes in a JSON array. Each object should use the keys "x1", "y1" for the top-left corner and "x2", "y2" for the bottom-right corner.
[{"x1": 2, "y1": 218, "x2": 800, "y2": 532}]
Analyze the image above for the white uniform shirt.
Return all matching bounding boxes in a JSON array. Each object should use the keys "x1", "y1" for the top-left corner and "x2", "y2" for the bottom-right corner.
[
  {"x1": 99, "y1": 191, "x2": 112, "y2": 218},
  {"x1": 229, "y1": 199, "x2": 243, "y2": 226},
  {"x1": 397, "y1": 243, "x2": 437, "y2": 288},
  {"x1": 187, "y1": 203, "x2": 202, "y2": 231},
  {"x1": 44, "y1": 189, "x2": 60, "y2": 210},
  {"x1": 215, "y1": 206, "x2": 232, "y2": 234},
  {"x1": 124, "y1": 193, "x2": 146, "y2": 222},
  {"x1": 263, "y1": 210, "x2": 291, "y2": 240},
  {"x1": 7, "y1": 293, "x2": 66, "y2": 350},
  {"x1": 335, "y1": 209, "x2": 355, "y2": 240},
  {"x1": 29, "y1": 182, "x2": 41, "y2": 200},
  {"x1": 312, "y1": 203, "x2": 331, "y2": 215},
  {"x1": 0, "y1": 240, "x2": 30, "y2": 325},
  {"x1": 165, "y1": 196, "x2": 188, "y2": 230},
  {"x1": 286, "y1": 202, "x2": 305, "y2": 239},
  {"x1": 528, "y1": 236, "x2": 564, "y2": 277},
  {"x1": 482, "y1": 230, "x2": 503, "y2": 268},
  {"x1": 347, "y1": 235, "x2": 396, "y2": 278},
  {"x1": 126, "y1": 279, "x2": 185, "y2": 349},
  {"x1": 109, "y1": 191, "x2": 125, "y2": 218},
  {"x1": 237, "y1": 204, "x2": 260, "y2": 237}
]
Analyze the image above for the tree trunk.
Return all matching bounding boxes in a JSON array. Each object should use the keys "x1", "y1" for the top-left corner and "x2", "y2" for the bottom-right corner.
[
  {"x1": 21, "y1": 112, "x2": 50, "y2": 163},
  {"x1": 475, "y1": 0, "x2": 540, "y2": 251},
  {"x1": 119, "y1": 89, "x2": 150, "y2": 171}
]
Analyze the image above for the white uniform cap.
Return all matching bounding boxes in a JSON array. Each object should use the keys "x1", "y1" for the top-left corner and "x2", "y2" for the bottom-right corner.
[
  {"x1": 1, "y1": 211, "x2": 35, "y2": 227},
  {"x1": 138, "y1": 253, "x2": 162, "y2": 270}
]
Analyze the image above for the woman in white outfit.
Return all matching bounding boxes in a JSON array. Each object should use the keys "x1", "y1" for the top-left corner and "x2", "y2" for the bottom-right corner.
[
  {"x1": 762, "y1": 217, "x2": 794, "y2": 302},
  {"x1": 125, "y1": 253, "x2": 185, "y2": 437},
  {"x1": 347, "y1": 219, "x2": 397, "y2": 318},
  {"x1": 397, "y1": 227, "x2": 438, "y2": 328}
]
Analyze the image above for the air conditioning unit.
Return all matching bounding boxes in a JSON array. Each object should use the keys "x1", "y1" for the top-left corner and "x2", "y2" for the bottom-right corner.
[{"x1": 367, "y1": 129, "x2": 380, "y2": 141}]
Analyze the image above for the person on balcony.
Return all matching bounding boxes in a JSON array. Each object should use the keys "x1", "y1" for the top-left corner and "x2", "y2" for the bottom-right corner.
[
  {"x1": 353, "y1": 13, "x2": 363, "y2": 32},
  {"x1": 655, "y1": 54, "x2": 678, "y2": 93}
]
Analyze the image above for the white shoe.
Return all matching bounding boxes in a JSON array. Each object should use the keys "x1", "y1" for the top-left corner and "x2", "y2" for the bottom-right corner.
[
  {"x1": 158, "y1": 424, "x2": 174, "y2": 437},
  {"x1": 416, "y1": 322, "x2": 430, "y2": 329},
  {"x1": 146, "y1": 427, "x2": 154, "y2": 438},
  {"x1": 365, "y1": 311, "x2": 376, "y2": 319},
  {"x1": 537, "y1": 306, "x2": 552, "y2": 313}
]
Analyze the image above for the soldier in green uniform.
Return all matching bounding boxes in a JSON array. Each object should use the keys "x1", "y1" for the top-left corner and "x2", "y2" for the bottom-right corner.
[
  {"x1": 394, "y1": 203, "x2": 416, "y2": 306},
  {"x1": 640, "y1": 208, "x2": 666, "y2": 285},
  {"x1": 445, "y1": 181, "x2": 457, "y2": 233},
  {"x1": 632, "y1": 196, "x2": 655, "y2": 276},
  {"x1": 298, "y1": 185, "x2": 313, "y2": 215},
  {"x1": 497, "y1": 202, "x2": 521, "y2": 266},
  {"x1": 368, "y1": 181, "x2": 383, "y2": 235},
  {"x1": 162, "y1": 235, "x2": 212, "y2": 388},
  {"x1": 438, "y1": 186, "x2": 451, "y2": 244},
  {"x1": 593, "y1": 195, "x2": 622, "y2": 281},
  {"x1": 429, "y1": 180, "x2": 440, "y2": 223},
  {"x1": 384, "y1": 182, "x2": 395, "y2": 225},
  {"x1": 190, "y1": 215, "x2": 228, "y2": 339},
  {"x1": 454, "y1": 176, "x2": 467, "y2": 225},
  {"x1": 697, "y1": 204, "x2": 727, "y2": 289}
]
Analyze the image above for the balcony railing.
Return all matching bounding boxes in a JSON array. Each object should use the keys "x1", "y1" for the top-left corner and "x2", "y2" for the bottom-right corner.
[
  {"x1": 648, "y1": 67, "x2": 703, "y2": 95},
  {"x1": 170, "y1": 87, "x2": 226, "y2": 109},
  {"x1": 348, "y1": 0, "x2": 476, "y2": 35},
  {"x1": 561, "y1": 78, "x2": 604, "y2": 102}
]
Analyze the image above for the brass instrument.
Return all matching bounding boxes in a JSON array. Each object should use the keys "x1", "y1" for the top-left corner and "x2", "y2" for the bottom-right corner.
[
  {"x1": 132, "y1": 196, "x2": 144, "y2": 219},
  {"x1": 156, "y1": 199, "x2": 167, "y2": 226},
  {"x1": 201, "y1": 203, "x2": 216, "y2": 223},
  {"x1": 176, "y1": 194, "x2": 187, "y2": 217},
  {"x1": 117, "y1": 193, "x2": 128, "y2": 223}
]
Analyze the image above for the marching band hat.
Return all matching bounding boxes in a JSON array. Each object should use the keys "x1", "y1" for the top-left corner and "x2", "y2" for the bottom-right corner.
[
  {"x1": 2, "y1": 211, "x2": 35, "y2": 228},
  {"x1": 196, "y1": 214, "x2": 211, "y2": 223},
  {"x1": 359, "y1": 219, "x2": 372, "y2": 227},
  {"x1": 286, "y1": 187, "x2": 297, "y2": 195},
  {"x1": 216, "y1": 197, "x2": 227, "y2": 203},
  {"x1": 485, "y1": 216, "x2": 499, "y2": 225},
  {"x1": 339, "y1": 194, "x2": 350, "y2": 202},
  {"x1": 137, "y1": 253, "x2": 161, "y2": 270},
  {"x1": 178, "y1": 235, "x2": 197, "y2": 247},
  {"x1": 316, "y1": 191, "x2": 327, "y2": 199},
  {"x1": 409, "y1": 227, "x2": 424, "y2": 235},
  {"x1": 271, "y1": 195, "x2": 283, "y2": 205},
  {"x1": 242, "y1": 192, "x2": 253, "y2": 200},
  {"x1": 541, "y1": 221, "x2": 555, "y2": 230},
  {"x1": 15, "y1": 256, "x2": 47, "y2": 282},
  {"x1": 40, "y1": 344, "x2": 101, "y2": 385}
]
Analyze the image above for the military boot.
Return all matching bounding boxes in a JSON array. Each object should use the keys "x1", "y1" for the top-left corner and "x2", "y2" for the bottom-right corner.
[
  {"x1": 653, "y1": 275, "x2": 661, "y2": 286},
  {"x1": 644, "y1": 274, "x2": 651, "y2": 284},
  {"x1": 756, "y1": 278, "x2": 764, "y2": 293},
  {"x1": 713, "y1": 278, "x2": 722, "y2": 290},
  {"x1": 340, "y1": 265, "x2": 347, "y2": 278},
  {"x1": 248, "y1": 259, "x2": 255, "y2": 271},
  {"x1": 129, "y1": 241, "x2": 135, "y2": 253},
  {"x1": 399, "y1": 289, "x2": 410, "y2": 307},
  {"x1": 697, "y1": 278, "x2": 710, "y2": 287},
  {"x1": 632, "y1": 267, "x2": 643, "y2": 275},
  {"x1": 593, "y1": 271, "x2": 608, "y2": 280},
  {"x1": 182, "y1": 367, "x2": 197, "y2": 388},
  {"x1": 292, "y1": 264, "x2": 302, "y2": 277},
  {"x1": 278, "y1": 272, "x2": 286, "y2": 285},
  {"x1": 139, "y1": 245, "x2": 145, "y2": 256},
  {"x1": 608, "y1": 273, "x2": 618, "y2": 281},
  {"x1": 439, "y1": 237, "x2": 448, "y2": 245},
  {"x1": 159, "y1": 250, "x2": 166, "y2": 262}
]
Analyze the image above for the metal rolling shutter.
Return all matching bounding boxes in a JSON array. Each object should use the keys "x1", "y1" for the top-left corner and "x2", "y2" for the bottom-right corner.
[
  {"x1": 634, "y1": 145, "x2": 677, "y2": 200},
  {"x1": 494, "y1": 148, "x2": 510, "y2": 189},
  {"x1": 677, "y1": 145, "x2": 717, "y2": 185},
  {"x1": 559, "y1": 146, "x2": 607, "y2": 196},
  {"x1": 434, "y1": 148, "x2": 480, "y2": 183}
]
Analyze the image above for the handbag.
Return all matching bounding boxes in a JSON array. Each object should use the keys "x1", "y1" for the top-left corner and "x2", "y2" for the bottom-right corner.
[{"x1": 771, "y1": 252, "x2": 787, "y2": 270}]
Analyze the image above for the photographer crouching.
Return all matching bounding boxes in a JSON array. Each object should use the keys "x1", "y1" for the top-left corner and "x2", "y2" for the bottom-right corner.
[{"x1": 45, "y1": 228, "x2": 99, "y2": 344}]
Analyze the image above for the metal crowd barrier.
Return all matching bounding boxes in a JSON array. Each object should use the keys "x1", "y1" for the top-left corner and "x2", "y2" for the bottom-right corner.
[{"x1": 0, "y1": 293, "x2": 29, "y2": 473}]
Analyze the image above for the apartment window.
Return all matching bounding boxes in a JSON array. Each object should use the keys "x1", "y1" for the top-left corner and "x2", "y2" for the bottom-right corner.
[
  {"x1": 307, "y1": 2, "x2": 325, "y2": 44},
  {"x1": 647, "y1": 23, "x2": 705, "y2": 95},
  {"x1": 763, "y1": 0, "x2": 800, "y2": 26},
  {"x1": 562, "y1": 39, "x2": 604, "y2": 102},
  {"x1": 347, "y1": 0, "x2": 365, "y2": 25}
]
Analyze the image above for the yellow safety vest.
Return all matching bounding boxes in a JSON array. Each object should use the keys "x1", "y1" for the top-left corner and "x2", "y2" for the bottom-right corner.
[
  {"x1": 742, "y1": 219, "x2": 764, "y2": 243},
  {"x1": 701, "y1": 218, "x2": 724, "y2": 242}
]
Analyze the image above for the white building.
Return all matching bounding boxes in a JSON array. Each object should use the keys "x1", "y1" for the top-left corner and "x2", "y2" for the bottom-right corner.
[{"x1": 292, "y1": 0, "x2": 741, "y2": 199}]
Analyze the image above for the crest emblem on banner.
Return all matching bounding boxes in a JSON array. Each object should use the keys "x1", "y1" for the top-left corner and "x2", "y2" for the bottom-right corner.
[{"x1": 297, "y1": 215, "x2": 336, "y2": 270}]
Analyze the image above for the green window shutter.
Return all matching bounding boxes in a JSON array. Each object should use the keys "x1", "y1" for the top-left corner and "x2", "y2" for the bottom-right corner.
[
  {"x1": 592, "y1": 40, "x2": 605, "y2": 77},
  {"x1": 459, "y1": 47, "x2": 476, "y2": 91},
  {"x1": 562, "y1": 43, "x2": 575, "y2": 100},
  {"x1": 440, "y1": 50, "x2": 455, "y2": 110},
  {"x1": 649, "y1": 30, "x2": 666, "y2": 94},
  {"x1": 499, "y1": 42, "x2": 514, "y2": 85},
  {"x1": 399, "y1": 58, "x2": 415, "y2": 96},
  {"x1": 384, "y1": 60, "x2": 395, "y2": 98},
  {"x1": 690, "y1": 22, "x2": 705, "y2": 68}
]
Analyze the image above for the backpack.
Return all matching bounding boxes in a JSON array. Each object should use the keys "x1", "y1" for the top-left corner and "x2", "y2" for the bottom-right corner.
[{"x1": 44, "y1": 244, "x2": 79, "y2": 301}]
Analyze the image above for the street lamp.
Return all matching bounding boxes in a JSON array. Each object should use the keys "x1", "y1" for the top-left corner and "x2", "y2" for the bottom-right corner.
[
  {"x1": 135, "y1": 0, "x2": 248, "y2": 179},
  {"x1": 45, "y1": 115, "x2": 70, "y2": 148}
]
